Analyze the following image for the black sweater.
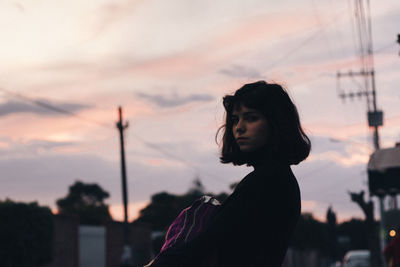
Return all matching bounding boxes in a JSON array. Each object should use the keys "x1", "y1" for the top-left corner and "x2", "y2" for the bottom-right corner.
[{"x1": 150, "y1": 160, "x2": 301, "y2": 267}]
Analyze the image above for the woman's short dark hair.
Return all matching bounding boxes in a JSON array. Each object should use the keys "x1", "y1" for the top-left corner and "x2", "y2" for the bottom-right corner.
[{"x1": 218, "y1": 81, "x2": 311, "y2": 166}]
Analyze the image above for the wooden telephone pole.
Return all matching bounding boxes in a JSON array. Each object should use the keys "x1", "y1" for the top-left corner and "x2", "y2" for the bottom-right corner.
[{"x1": 116, "y1": 106, "x2": 133, "y2": 266}]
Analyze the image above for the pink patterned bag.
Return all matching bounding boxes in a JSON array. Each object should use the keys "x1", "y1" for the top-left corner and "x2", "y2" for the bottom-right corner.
[{"x1": 145, "y1": 195, "x2": 221, "y2": 266}]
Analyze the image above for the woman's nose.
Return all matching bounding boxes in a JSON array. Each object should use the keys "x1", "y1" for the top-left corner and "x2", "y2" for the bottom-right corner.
[{"x1": 236, "y1": 120, "x2": 245, "y2": 133}]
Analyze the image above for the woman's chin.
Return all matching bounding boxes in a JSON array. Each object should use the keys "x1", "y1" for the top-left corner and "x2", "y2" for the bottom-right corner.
[{"x1": 239, "y1": 146, "x2": 255, "y2": 153}]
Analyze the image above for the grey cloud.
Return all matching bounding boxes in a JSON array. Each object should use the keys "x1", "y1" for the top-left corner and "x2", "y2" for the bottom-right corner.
[
  {"x1": 26, "y1": 139, "x2": 75, "y2": 149},
  {"x1": 309, "y1": 134, "x2": 372, "y2": 158},
  {"x1": 0, "y1": 99, "x2": 91, "y2": 117},
  {"x1": 309, "y1": 135, "x2": 349, "y2": 155},
  {"x1": 219, "y1": 65, "x2": 262, "y2": 79},
  {"x1": 0, "y1": 138, "x2": 78, "y2": 159},
  {"x1": 136, "y1": 92, "x2": 214, "y2": 108}
]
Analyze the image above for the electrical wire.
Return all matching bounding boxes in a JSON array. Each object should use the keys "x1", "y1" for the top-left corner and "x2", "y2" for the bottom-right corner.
[
  {"x1": 374, "y1": 42, "x2": 397, "y2": 54},
  {"x1": 298, "y1": 161, "x2": 336, "y2": 181},
  {"x1": 131, "y1": 133, "x2": 231, "y2": 185},
  {"x1": 3, "y1": 85, "x2": 396, "y2": 198},
  {"x1": 328, "y1": 0, "x2": 348, "y2": 59},
  {"x1": 265, "y1": 28, "x2": 325, "y2": 71},
  {"x1": 264, "y1": 12, "x2": 347, "y2": 72},
  {"x1": 309, "y1": 0, "x2": 335, "y2": 61},
  {"x1": 0, "y1": 87, "x2": 232, "y2": 186},
  {"x1": 348, "y1": 0, "x2": 360, "y2": 62},
  {"x1": 304, "y1": 170, "x2": 367, "y2": 199},
  {"x1": 1, "y1": 16, "x2": 397, "y2": 188}
]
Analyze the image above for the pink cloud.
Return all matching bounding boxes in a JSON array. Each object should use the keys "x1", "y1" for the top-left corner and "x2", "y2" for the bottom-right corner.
[
  {"x1": 307, "y1": 151, "x2": 370, "y2": 166},
  {"x1": 78, "y1": 11, "x2": 321, "y2": 80},
  {"x1": 127, "y1": 12, "x2": 319, "y2": 77},
  {"x1": 212, "y1": 12, "x2": 317, "y2": 50},
  {"x1": 306, "y1": 122, "x2": 369, "y2": 139},
  {"x1": 87, "y1": 0, "x2": 144, "y2": 39},
  {"x1": 15, "y1": 10, "x2": 336, "y2": 90},
  {"x1": 145, "y1": 158, "x2": 165, "y2": 166},
  {"x1": 306, "y1": 115, "x2": 400, "y2": 143}
]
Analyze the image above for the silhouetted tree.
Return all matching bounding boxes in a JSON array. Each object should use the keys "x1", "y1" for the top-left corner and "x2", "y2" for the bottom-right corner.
[
  {"x1": 349, "y1": 190, "x2": 383, "y2": 267},
  {"x1": 337, "y1": 219, "x2": 368, "y2": 253},
  {"x1": 326, "y1": 206, "x2": 338, "y2": 261},
  {"x1": 188, "y1": 177, "x2": 205, "y2": 196},
  {"x1": 135, "y1": 178, "x2": 232, "y2": 253},
  {"x1": 0, "y1": 200, "x2": 53, "y2": 267},
  {"x1": 56, "y1": 181, "x2": 112, "y2": 225},
  {"x1": 290, "y1": 213, "x2": 330, "y2": 255},
  {"x1": 135, "y1": 178, "x2": 228, "y2": 231},
  {"x1": 135, "y1": 191, "x2": 181, "y2": 231}
]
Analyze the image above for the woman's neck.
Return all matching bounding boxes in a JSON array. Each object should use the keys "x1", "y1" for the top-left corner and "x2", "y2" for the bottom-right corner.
[{"x1": 244, "y1": 147, "x2": 277, "y2": 170}]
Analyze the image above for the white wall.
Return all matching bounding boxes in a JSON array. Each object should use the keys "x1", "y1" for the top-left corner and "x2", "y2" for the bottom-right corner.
[{"x1": 79, "y1": 225, "x2": 106, "y2": 267}]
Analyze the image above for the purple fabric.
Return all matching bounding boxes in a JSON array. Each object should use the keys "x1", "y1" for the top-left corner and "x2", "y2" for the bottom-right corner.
[{"x1": 160, "y1": 195, "x2": 221, "y2": 253}]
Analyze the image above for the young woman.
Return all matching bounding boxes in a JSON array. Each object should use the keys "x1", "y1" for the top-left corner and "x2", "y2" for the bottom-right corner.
[{"x1": 148, "y1": 81, "x2": 311, "y2": 267}]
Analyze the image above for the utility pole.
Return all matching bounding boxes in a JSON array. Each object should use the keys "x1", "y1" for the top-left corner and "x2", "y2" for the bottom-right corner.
[
  {"x1": 397, "y1": 34, "x2": 400, "y2": 56},
  {"x1": 336, "y1": 0, "x2": 384, "y2": 147},
  {"x1": 116, "y1": 106, "x2": 133, "y2": 266},
  {"x1": 336, "y1": 1, "x2": 384, "y2": 266}
]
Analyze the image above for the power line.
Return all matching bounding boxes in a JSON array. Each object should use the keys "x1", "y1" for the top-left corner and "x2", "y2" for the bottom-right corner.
[
  {"x1": 0, "y1": 87, "x2": 232, "y2": 186},
  {"x1": 328, "y1": 0, "x2": 348, "y2": 59},
  {"x1": 265, "y1": 27, "x2": 326, "y2": 72},
  {"x1": 328, "y1": 136, "x2": 373, "y2": 150},
  {"x1": 131, "y1": 133, "x2": 232, "y2": 185},
  {"x1": 309, "y1": 0, "x2": 336, "y2": 61},
  {"x1": 294, "y1": 133, "x2": 374, "y2": 186},
  {"x1": 298, "y1": 161, "x2": 336, "y2": 180},
  {"x1": 304, "y1": 170, "x2": 368, "y2": 199},
  {"x1": 261, "y1": 10, "x2": 348, "y2": 73},
  {"x1": 374, "y1": 42, "x2": 397, "y2": 54},
  {"x1": 1, "y1": 86, "x2": 396, "y2": 188},
  {"x1": 348, "y1": 0, "x2": 361, "y2": 61}
]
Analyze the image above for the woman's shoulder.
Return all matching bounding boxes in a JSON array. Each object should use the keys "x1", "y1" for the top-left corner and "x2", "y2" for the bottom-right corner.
[
  {"x1": 250, "y1": 163, "x2": 300, "y2": 202},
  {"x1": 226, "y1": 161, "x2": 299, "y2": 205}
]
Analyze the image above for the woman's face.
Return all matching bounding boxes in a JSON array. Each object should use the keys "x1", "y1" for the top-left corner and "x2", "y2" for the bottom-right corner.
[{"x1": 231, "y1": 104, "x2": 269, "y2": 153}]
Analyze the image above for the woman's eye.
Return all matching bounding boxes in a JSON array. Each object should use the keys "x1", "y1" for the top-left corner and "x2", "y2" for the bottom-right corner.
[
  {"x1": 231, "y1": 117, "x2": 239, "y2": 124},
  {"x1": 246, "y1": 115, "x2": 258, "y2": 122}
]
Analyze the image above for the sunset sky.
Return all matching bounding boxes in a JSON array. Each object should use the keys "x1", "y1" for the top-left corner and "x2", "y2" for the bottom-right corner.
[{"x1": 1, "y1": 0, "x2": 399, "y2": 222}]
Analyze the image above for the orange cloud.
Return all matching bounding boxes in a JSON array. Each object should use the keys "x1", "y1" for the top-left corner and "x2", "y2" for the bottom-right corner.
[{"x1": 302, "y1": 200, "x2": 317, "y2": 209}]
